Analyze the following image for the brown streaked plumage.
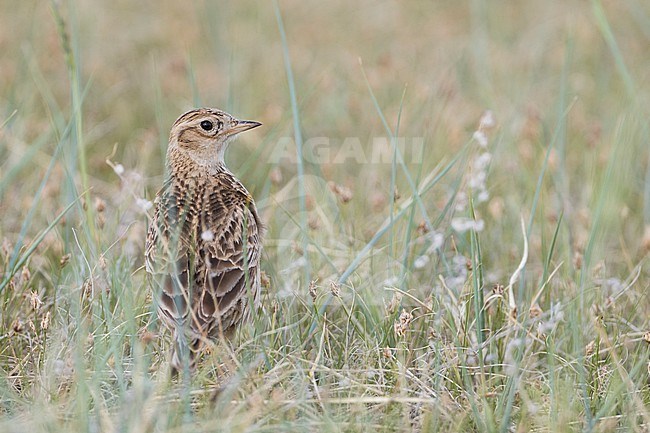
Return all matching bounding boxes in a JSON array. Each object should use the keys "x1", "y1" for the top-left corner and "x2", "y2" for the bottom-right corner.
[{"x1": 145, "y1": 107, "x2": 263, "y2": 374}]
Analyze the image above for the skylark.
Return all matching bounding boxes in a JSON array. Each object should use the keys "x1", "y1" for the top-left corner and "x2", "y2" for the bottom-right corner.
[{"x1": 145, "y1": 108, "x2": 263, "y2": 374}]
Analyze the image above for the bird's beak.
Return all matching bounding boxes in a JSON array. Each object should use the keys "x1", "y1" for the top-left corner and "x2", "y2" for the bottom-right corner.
[{"x1": 226, "y1": 119, "x2": 262, "y2": 136}]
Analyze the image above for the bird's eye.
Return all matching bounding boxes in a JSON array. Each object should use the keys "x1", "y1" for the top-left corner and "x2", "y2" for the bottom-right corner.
[{"x1": 200, "y1": 120, "x2": 214, "y2": 131}]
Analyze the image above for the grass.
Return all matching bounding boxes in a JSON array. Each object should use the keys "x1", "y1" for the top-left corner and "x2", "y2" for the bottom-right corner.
[{"x1": 1, "y1": 0, "x2": 649, "y2": 432}]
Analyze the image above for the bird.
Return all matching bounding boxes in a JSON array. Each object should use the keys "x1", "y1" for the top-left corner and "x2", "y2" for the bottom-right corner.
[{"x1": 145, "y1": 107, "x2": 263, "y2": 376}]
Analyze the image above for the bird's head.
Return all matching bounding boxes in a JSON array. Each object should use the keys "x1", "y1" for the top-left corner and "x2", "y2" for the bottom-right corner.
[{"x1": 167, "y1": 107, "x2": 261, "y2": 167}]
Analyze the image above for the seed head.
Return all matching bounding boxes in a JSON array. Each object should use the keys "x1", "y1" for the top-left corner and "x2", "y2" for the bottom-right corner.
[
  {"x1": 394, "y1": 309, "x2": 413, "y2": 337},
  {"x1": 330, "y1": 280, "x2": 341, "y2": 297},
  {"x1": 308, "y1": 279, "x2": 318, "y2": 302}
]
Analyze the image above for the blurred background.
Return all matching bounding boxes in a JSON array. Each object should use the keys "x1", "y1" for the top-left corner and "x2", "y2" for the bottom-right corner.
[{"x1": 1, "y1": 0, "x2": 647, "y2": 290}]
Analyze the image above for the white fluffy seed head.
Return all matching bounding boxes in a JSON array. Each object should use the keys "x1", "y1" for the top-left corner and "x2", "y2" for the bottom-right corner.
[{"x1": 201, "y1": 230, "x2": 215, "y2": 241}]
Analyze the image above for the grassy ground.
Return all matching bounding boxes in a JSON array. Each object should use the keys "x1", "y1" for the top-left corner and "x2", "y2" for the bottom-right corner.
[{"x1": 1, "y1": 0, "x2": 649, "y2": 431}]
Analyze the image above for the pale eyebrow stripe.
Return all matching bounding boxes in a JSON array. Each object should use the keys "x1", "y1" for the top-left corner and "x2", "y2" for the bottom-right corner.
[{"x1": 173, "y1": 110, "x2": 203, "y2": 128}]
